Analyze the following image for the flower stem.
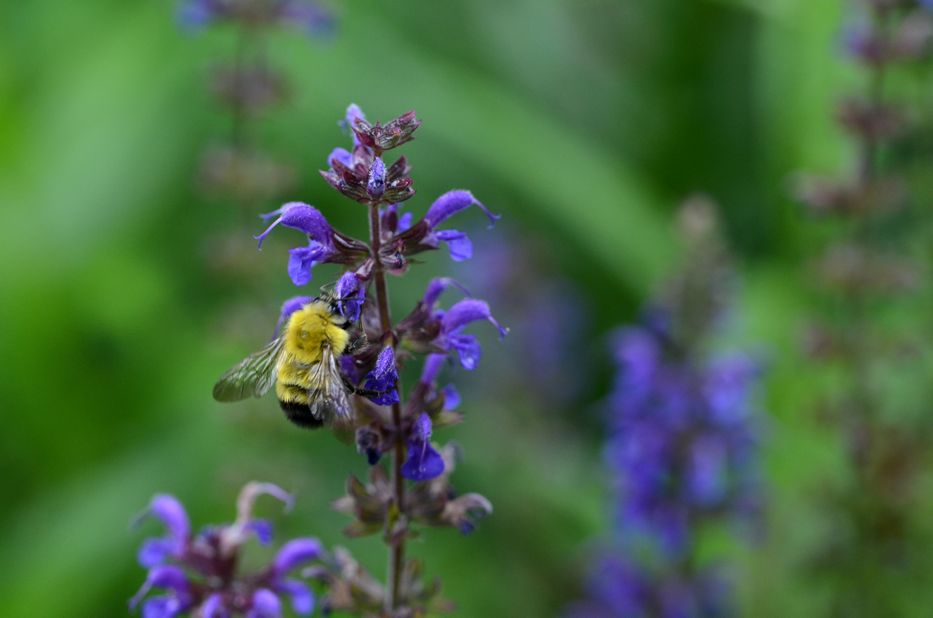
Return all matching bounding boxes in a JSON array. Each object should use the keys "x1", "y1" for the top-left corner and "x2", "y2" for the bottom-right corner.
[{"x1": 368, "y1": 201, "x2": 407, "y2": 612}]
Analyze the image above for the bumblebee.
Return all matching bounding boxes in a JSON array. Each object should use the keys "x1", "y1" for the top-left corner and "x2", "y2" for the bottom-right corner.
[{"x1": 213, "y1": 294, "x2": 360, "y2": 428}]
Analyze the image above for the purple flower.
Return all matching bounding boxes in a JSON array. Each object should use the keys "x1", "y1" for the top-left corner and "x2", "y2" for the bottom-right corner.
[
  {"x1": 424, "y1": 190, "x2": 499, "y2": 229},
  {"x1": 442, "y1": 384, "x2": 461, "y2": 409},
  {"x1": 386, "y1": 190, "x2": 499, "y2": 265},
  {"x1": 401, "y1": 413, "x2": 445, "y2": 481},
  {"x1": 397, "y1": 279, "x2": 507, "y2": 371},
  {"x1": 334, "y1": 271, "x2": 364, "y2": 322},
  {"x1": 176, "y1": 0, "x2": 334, "y2": 36},
  {"x1": 270, "y1": 539, "x2": 321, "y2": 614},
  {"x1": 327, "y1": 147, "x2": 352, "y2": 168},
  {"x1": 135, "y1": 495, "x2": 190, "y2": 568},
  {"x1": 273, "y1": 538, "x2": 323, "y2": 575},
  {"x1": 247, "y1": 589, "x2": 282, "y2": 618},
  {"x1": 256, "y1": 202, "x2": 332, "y2": 249},
  {"x1": 278, "y1": 0, "x2": 334, "y2": 36},
  {"x1": 255, "y1": 202, "x2": 335, "y2": 285},
  {"x1": 200, "y1": 594, "x2": 227, "y2": 618},
  {"x1": 131, "y1": 483, "x2": 323, "y2": 618},
  {"x1": 419, "y1": 353, "x2": 447, "y2": 385},
  {"x1": 572, "y1": 293, "x2": 762, "y2": 616},
  {"x1": 423, "y1": 276, "x2": 470, "y2": 307},
  {"x1": 176, "y1": 0, "x2": 218, "y2": 29},
  {"x1": 564, "y1": 556, "x2": 649, "y2": 617},
  {"x1": 367, "y1": 156, "x2": 386, "y2": 199},
  {"x1": 129, "y1": 565, "x2": 193, "y2": 618},
  {"x1": 340, "y1": 103, "x2": 368, "y2": 148},
  {"x1": 363, "y1": 346, "x2": 400, "y2": 405},
  {"x1": 439, "y1": 299, "x2": 508, "y2": 370},
  {"x1": 254, "y1": 202, "x2": 367, "y2": 286},
  {"x1": 421, "y1": 190, "x2": 499, "y2": 261}
]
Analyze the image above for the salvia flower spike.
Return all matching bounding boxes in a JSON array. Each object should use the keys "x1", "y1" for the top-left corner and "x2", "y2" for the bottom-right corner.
[{"x1": 208, "y1": 103, "x2": 504, "y2": 614}]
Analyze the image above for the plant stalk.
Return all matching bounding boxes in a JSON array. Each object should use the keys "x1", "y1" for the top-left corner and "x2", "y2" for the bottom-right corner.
[{"x1": 368, "y1": 201, "x2": 407, "y2": 612}]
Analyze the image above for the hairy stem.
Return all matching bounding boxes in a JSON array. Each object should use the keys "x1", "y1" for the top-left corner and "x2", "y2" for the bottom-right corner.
[{"x1": 368, "y1": 201, "x2": 407, "y2": 612}]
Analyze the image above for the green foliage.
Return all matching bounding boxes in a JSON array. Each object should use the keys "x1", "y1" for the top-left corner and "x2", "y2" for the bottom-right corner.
[{"x1": 0, "y1": 0, "x2": 930, "y2": 616}]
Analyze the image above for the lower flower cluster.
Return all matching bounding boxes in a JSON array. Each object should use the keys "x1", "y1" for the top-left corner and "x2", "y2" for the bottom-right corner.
[{"x1": 132, "y1": 483, "x2": 323, "y2": 618}]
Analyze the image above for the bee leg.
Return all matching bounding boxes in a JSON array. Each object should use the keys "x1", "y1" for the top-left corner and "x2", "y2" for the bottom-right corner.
[
  {"x1": 344, "y1": 332, "x2": 369, "y2": 355},
  {"x1": 341, "y1": 377, "x2": 393, "y2": 398}
]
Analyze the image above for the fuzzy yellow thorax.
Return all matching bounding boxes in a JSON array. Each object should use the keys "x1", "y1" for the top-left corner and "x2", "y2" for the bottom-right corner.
[{"x1": 283, "y1": 302, "x2": 350, "y2": 365}]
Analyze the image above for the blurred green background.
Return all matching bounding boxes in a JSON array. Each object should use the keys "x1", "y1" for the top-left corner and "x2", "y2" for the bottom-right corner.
[{"x1": 1, "y1": 0, "x2": 931, "y2": 616}]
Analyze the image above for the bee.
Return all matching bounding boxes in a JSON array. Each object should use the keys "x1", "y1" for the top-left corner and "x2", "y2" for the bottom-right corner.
[{"x1": 213, "y1": 291, "x2": 362, "y2": 428}]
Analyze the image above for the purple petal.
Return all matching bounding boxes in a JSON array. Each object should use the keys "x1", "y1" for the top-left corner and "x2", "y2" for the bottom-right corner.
[
  {"x1": 136, "y1": 495, "x2": 189, "y2": 554},
  {"x1": 273, "y1": 538, "x2": 323, "y2": 576},
  {"x1": 424, "y1": 190, "x2": 499, "y2": 229},
  {"x1": 401, "y1": 424, "x2": 445, "y2": 482},
  {"x1": 130, "y1": 566, "x2": 190, "y2": 611},
  {"x1": 422, "y1": 277, "x2": 470, "y2": 308},
  {"x1": 335, "y1": 271, "x2": 364, "y2": 322},
  {"x1": 278, "y1": 1, "x2": 334, "y2": 36},
  {"x1": 367, "y1": 156, "x2": 386, "y2": 199},
  {"x1": 686, "y1": 436, "x2": 728, "y2": 506},
  {"x1": 346, "y1": 103, "x2": 366, "y2": 126},
  {"x1": 255, "y1": 202, "x2": 333, "y2": 249},
  {"x1": 434, "y1": 229, "x2": 473, "y2": 261},
  {"x1": 413, "y1": 412, "x2": 433, "y2": 441},
  {"x1": 247, "y1": 589, "x2": 282, "y2": 618},
  {"x1": 327, "y1": 147, "x2": 352, "y2": 168},
  {"x1": 200, "y1": 594, "x2": 228, "y2": 618},
  {"x1": 287, "y1": 243, "x2": 330, "y2": 286},
  {"x1": 366, "y1": 389, "x2": 400, "y2": 406},
  {"x1": 137, "y1": 538, "x2": 173, "y2": 568},
  {"x1": 398, "y1": 211, "x2": 413, "y2": 232},
  {"x1": 341, "y1": 354, "x2": 362, "y2": 383},
  {"x1": 276, "y1": 579, "x2": 315, "y2": 615},
  {"x1": 275, "y1": 296, "x2": 313, "y2": 336},
  {"x1": 448, "y1": 334, "x2": 481, "y2": 370},
  {"x1": 342, "y1": 104, "x2": 367, "y2": 147},
  {"x1": 141, "y1": 596, "x2": 185, "y2": 618},
  {"x1": 371, "y1": 346, "x2": 398, "y2": 381},
  {"x1": 246, "y1": 519, "x2": 274, "y2": 545},
  {"x1": 442, "y1": 384, "x2": 461, "y2": 409},
  {"x1": 220, "y1": 483, "x2": 293, "y2": 554},
  {"x1": 419, "y1": 353, "x2": 447, "y2": 385},
  {"x1": 176, "y1": 0, "x2": 216, "y2": 30},
  {"x1": 401, "y1": 445, "x2": 446, "y2": 481},
  {"x1": 363, "y1": 346, "x2": 400, "y2": 405},
  {"x1": 441, "y1": 299, "x2": 508, "y2": 338}
]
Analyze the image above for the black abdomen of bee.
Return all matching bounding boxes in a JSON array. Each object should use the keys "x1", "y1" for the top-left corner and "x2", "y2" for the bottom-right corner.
[{"x1": 279, "y1": 399, "x2": 325, "y2": 429}]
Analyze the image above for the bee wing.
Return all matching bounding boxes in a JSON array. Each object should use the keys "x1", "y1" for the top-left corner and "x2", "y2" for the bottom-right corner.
[
  {"x1": 212, "y1": 337, "x2": 285, "y2": 402},
  {"x1": 307, "y1": 345, "x2": 351, "y2": 423}
]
